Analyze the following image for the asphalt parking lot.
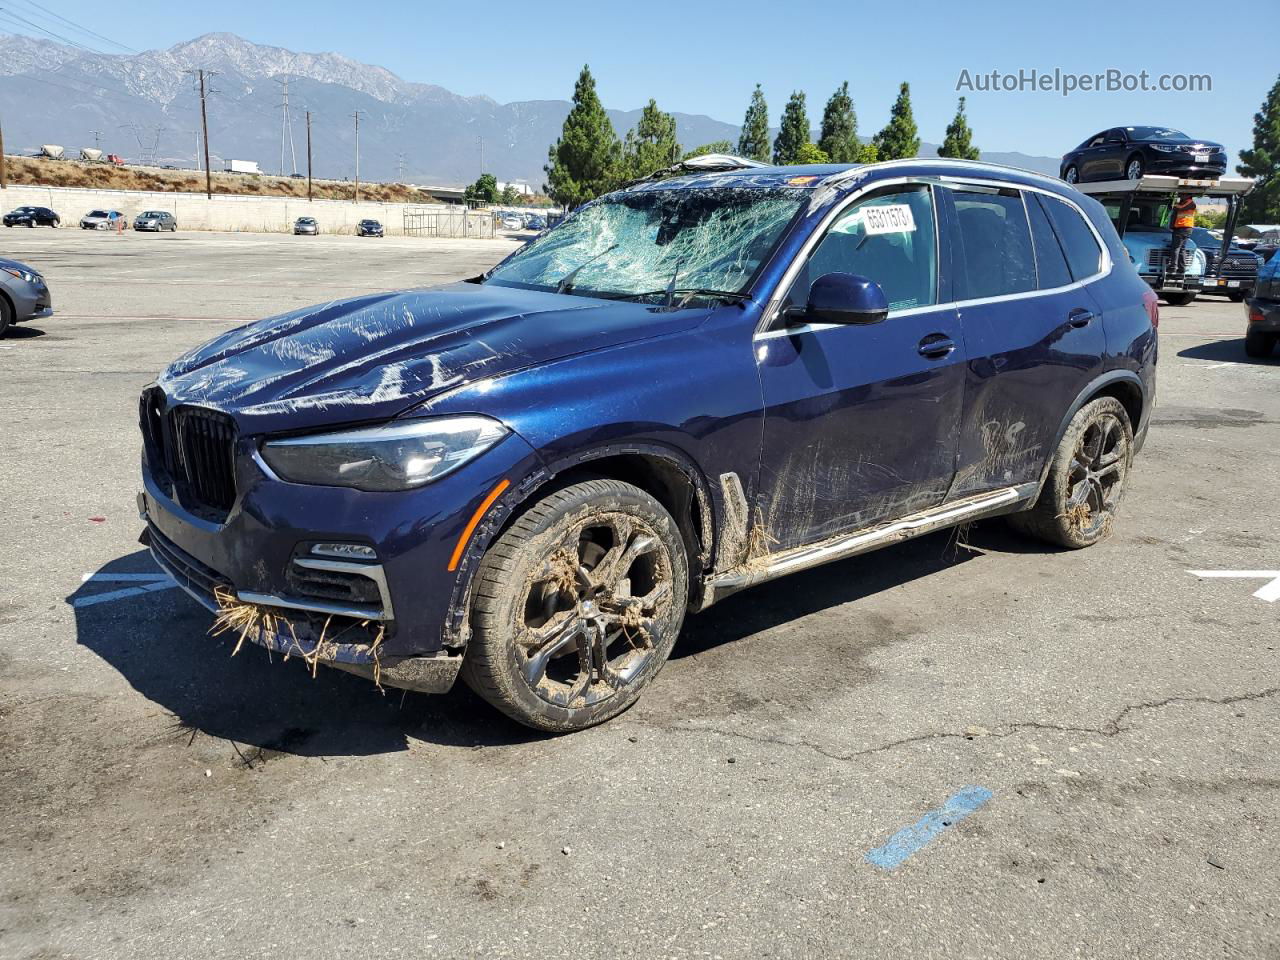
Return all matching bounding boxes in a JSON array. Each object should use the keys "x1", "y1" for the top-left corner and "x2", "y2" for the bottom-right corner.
[{"x1": 1, "y1": 228, "x2": 1277, "y2": 959}]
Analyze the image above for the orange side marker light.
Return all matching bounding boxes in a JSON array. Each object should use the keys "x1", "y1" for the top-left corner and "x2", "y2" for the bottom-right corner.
[{"x1": 447, "y1": 478, "x2": 510, "y2": 571}]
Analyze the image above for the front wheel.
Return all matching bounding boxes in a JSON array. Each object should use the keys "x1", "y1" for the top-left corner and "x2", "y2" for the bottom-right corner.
[
  {"x1": 0, "y1": 295, "x2": 11, "y2": 338},
  {"x1": 1245, "y1": 328, "x2": 1277, "y2": 358},
  {"x1": 463, "y1": 478, "x2": 688, "y2": 732},
  {"x1": 1010, "y1": 397, "x2": 1134, "y2": 549}
]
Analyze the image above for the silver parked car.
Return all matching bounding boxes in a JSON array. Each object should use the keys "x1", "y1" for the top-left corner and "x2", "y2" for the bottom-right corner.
[
  {"x1": 293, "y1": 217, "x2": 319, "y2": 236},
  {"x1": 134, "y1": 210, "x2": 177, "y2": 232},
  {"x1": 0, "y1": 256, "x2": 53, "y2": 338},
  {"x1": 80, "y1": 209, "x2": 126, "y2": 230}
]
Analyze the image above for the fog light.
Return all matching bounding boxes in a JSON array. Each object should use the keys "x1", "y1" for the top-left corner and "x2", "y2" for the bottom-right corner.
[{"x1": 310, "y1": 542, "x2": 377, "y2": 561}]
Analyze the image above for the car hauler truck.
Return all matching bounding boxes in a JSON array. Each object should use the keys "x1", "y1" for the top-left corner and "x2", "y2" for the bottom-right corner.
[{"x1": 1075, "y1": 175, "x2": 1256, "y2": 305}]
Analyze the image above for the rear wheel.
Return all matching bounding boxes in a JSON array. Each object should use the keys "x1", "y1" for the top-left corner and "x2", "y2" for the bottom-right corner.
[
  {"x1": 1125, "y1": 156, "x2": 1145, "y2": 180},
  {"x1": 463, "y1": 478, "x2": 688, "y2": 732},
  {"x1": 1063, "y1": 165, "x2": 1079, "y2": 184},
  {"x1": 1228, "y1": 291, "x2": 1245, "y2": 303},
  {"x1": 1010, "y1": 397, "x2": 1133, "y2": 549},
  {"x1": 1245, "y1": 328, "x2": 1277, "y2": 358},
  {"x1": 1162, "y1": 292, "x2": 1196, "y2": 306}
]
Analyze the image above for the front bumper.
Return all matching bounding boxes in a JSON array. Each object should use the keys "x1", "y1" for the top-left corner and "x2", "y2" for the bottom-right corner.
[
  {"x1": 134, "y1": 223, "x2": 161, "y2": 231},
  {"x1": 1144, "y1": 155, "x2": 1227, "y2": 179},
  {"x1": 10, "y1": 279, "x2": 52, "y2": 321},
  {"x1": 137, "y1": 422, "x2": 542, "y2": 672}
]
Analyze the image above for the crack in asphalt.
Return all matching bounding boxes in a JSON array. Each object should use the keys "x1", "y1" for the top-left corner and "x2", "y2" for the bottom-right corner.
[{"x1": 632, "y1": 687, "x2": 1280, "y2": 762}]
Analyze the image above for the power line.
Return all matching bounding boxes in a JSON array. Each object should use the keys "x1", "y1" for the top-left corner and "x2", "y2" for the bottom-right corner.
[
  {"x1": 0, "y1": 6, "x2": 97, "y2": 52},
  {"x1": 9, "y1": 0, "x2": 135, "y2": 52}
]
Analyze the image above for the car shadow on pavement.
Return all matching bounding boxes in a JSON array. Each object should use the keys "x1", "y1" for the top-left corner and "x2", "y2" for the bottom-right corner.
[
  {"x1": 2, "y1": 325, "x2": 48, "y2": 340},
  {"x1": 674, "y1": 520, "x2": 1047, "y2": 660},
  {"x1": 1177, "y1": 339, "x2": 1278, "y2": 366},
  {"x1": 68, "y1": 551, "x2": 540, "y2": 759}
]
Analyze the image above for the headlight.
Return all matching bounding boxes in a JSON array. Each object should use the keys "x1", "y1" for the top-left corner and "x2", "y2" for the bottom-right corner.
[
  {"x1": 2, "y1": 266, "x2": 38, "y2": 284},
  {"x1": 1151, "y1": 144, "x2": 1182, "y2": 153},
  {"x1": 260, "y1": 416, "x2": 508, "y2": 491}
]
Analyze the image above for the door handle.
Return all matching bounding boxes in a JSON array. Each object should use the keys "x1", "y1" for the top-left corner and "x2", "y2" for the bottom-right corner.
[
  {"x1": 1068, "y1": 308, "x2": 1096, "y2": 328},
  {"x1": 917, "y1": 333, "x2": 955, "y2": 358}
]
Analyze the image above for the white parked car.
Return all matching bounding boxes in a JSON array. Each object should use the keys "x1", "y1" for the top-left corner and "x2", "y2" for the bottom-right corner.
[{"x1": 80, "y1": 209, "x2": 126, "y2": 230}]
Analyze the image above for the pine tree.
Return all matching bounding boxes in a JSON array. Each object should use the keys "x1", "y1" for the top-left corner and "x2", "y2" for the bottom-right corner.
[
  {"x1": 937, "y1": 96, "x2": 980, "y2": 160},
  {"x1": 818, "y1": 81, "x2": 859, "y2": 163},
  {"x1": 543, "y1": 65, "x2": 621, "y2": 208},
  {"x1": 773, "y1": 91, "x2": 810, "y2": 165},
  {"x1": 873, "y1": 82, "x2": 920, "y2": 161},
  {"x1": 684, "y1": 140, "x2": 735, "y2": 159},
  {"x1": 736, "y1": 84, "x2": 770, "y2": 162},
  {"x1": 1238, "y1": 73, "x2": 1280, "y2": 221},
  {"x1": 620, "y1": 98, "x2": 682, "y2": 180}
]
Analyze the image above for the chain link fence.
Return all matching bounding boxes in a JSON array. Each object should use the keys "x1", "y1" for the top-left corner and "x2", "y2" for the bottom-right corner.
[{"x1": 402, "y1": 205, "x2": 495, "y2": 239}]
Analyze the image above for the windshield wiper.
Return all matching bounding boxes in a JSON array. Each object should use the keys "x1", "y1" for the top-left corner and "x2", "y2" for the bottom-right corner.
[
  {"x1": 607, "y1": 287, "x2": 752, "y2": 308},
  {"x1": 555, "y1": 243, "x2": 619, "y2": 294}
]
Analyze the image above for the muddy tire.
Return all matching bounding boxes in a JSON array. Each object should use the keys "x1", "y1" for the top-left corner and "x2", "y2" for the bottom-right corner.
[
  {"x1": 1010, "y1": 397, "x2": 1133, "y2": 549},
  {"x1": 1244, "y1": 329, "x2": 1276, "y2": 358},
  {"x1": 463, "y1": 478, "x2": 688, "y2": 733}
]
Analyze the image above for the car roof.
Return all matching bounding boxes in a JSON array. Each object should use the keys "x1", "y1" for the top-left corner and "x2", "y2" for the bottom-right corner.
[{"x1": 619, "y1": 158, "x2": 1078, "y2": 202}]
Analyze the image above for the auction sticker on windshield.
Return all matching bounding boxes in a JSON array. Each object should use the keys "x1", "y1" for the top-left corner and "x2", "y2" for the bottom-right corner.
[{"x1": 862, "y1": 204, "x2": 917, "y2": 235}]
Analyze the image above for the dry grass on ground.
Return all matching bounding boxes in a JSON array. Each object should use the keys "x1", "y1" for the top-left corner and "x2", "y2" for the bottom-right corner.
[{"x1": 1, "y1": 155, "x2": 442, "y2": 203}]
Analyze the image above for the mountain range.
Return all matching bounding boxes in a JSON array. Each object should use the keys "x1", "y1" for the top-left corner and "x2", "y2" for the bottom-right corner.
[{"x1": 0, "y1": 31, "x2": 1063, "y2": 188}]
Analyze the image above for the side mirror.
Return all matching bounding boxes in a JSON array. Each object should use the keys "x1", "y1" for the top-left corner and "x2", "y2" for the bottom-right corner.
[{"x1": 790, "y1": 273, "x2": 889, "y2": 325}]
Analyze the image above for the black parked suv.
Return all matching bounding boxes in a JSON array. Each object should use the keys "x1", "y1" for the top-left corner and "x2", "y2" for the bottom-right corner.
[
  {"x1": 1190, "y1": 227, "x2": 1261, "y2": 301},
  {"x1": 1061, "y1": 127, "x2": 1227, "y2": 184},
  {"x1": 4, "y1": 206, "x2": 60, "y2": 228}
]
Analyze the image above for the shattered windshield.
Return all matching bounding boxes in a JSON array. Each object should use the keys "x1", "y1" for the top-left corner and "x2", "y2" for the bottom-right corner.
[{"x1": 484, "y1": 187, "x2": 807, "y2": 300}]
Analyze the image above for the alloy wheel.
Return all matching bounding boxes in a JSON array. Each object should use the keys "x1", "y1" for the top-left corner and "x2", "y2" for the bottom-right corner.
[
  {"x1": 515, "y1": 512, "x2": 674, "y2": 708},
  {"x1": 1064, "y1": 412, "x2": 1129, "y2": 538}
]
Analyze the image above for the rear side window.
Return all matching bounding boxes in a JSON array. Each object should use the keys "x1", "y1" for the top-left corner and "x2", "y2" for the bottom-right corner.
[
  {"x1": 793, "y1": 185, "x2": 938, "y2": 312},
  {"x1": 1040, "y1": 195, "x2": 1103, "y2": 280},
  {"x1": 951, "y1": 189, "x2": 1036, "y2": 300},
  {"x1": 1026, "y1": 195, "x2": 1073, "y2": 289}
]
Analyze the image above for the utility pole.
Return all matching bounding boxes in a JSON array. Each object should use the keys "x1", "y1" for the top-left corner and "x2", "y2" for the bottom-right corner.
[
  {"x1": 198, "y1": 69, "x2": 212, "y2": 199},
  {"x1": 478, "y1": 135, "x2": 484, "y2": 174},
  {"x1": 276, "y1": 76, "x2": 297, "y2": 176},
  {"x1": 306, "y1": 110, "x2": 313, "y2": 202},
  {"x1": 397, "y1": 150, "x2": 405, "y2": 182},
  {"x1": 91, "y1": 129, "x2": 102, "y2": 149},
  {"x1": 352, "y1": 110, "x2": 362, "y2": 203}
]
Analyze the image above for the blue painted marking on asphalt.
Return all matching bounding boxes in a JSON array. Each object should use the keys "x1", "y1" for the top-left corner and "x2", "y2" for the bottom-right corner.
[{"x1": 865, "y1": 785, "x2": 993, "y2": 870}]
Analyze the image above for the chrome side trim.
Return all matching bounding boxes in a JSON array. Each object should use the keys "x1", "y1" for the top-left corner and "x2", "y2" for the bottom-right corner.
[
  {"x1": 236, "y1": 590, "x2": 387, "y2": 621},
  {"x1": 699, "y1": 485, "x2": 1033, "y2": 607}
]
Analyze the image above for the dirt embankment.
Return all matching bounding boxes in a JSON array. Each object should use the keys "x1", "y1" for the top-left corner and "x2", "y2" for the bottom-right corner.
[{"x1": 0, "y1": 155, "x2": 442, "y2": 203}]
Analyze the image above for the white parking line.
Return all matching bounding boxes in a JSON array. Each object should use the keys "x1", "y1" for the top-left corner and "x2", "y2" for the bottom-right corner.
[
  {"x1": 73, "y1": 572, "x2": 178, "y2": 608},
  {"x1": 1186, "y1": 570, "x2": 1280, "y2": 602}
]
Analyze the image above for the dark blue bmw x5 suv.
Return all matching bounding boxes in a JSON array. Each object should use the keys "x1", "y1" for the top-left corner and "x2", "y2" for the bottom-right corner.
[{"x1": 139, "y1": 157, "x2": 1158, "y2": 731}]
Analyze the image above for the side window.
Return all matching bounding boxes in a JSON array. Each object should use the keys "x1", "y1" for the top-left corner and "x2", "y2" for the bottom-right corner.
[
  {"x1": 1040, "y1": 195, "x2": 1104, "y2": 281},
  {"x1": 1026, "y1": 195, "x2": 1073, "y2": 289},
  {"x1": 1106, "y1": 128, "x2": 1125, "y2": 143},
  {"x1": 1087, "y1": 132, "x2": 1107, "y2": 148},
  {"x1": 789, "y1": 185, "x2": 937, "y2": 313},
  {"x1": 951, "y1": 189, "x2": 1036, "y2": 300}
]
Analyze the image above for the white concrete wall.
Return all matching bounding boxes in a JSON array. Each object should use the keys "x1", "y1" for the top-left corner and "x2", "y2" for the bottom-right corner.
[{"x1": 0, "y1": 184, "x2": 494, "y2": 236}]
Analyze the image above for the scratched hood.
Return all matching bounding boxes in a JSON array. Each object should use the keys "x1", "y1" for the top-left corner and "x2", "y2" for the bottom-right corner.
[{"x1": 156, "y1": 283, "x2": 706, "y2": 433}]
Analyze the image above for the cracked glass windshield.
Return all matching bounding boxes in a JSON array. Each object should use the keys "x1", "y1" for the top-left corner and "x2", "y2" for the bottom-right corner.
[{"x1": 484, "y1": 187, "x2": 807, "y2": 301}]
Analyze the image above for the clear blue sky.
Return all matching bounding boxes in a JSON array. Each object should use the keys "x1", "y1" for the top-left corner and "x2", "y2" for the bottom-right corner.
[{"x1": 7, "y1": 0, "x2": 1270, "y2": 165}]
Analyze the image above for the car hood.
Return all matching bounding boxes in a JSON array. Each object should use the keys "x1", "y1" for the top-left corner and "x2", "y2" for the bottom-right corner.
[
  {"x1": 156, "y1": 283, "x2": 709, "y2": 434},
  {"x1": 0, "y1": 256, "x2": 38, "y2": 274}
]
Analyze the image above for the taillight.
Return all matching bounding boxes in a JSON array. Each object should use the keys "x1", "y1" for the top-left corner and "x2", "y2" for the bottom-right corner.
[
  {"x1": 1142, "y1": 288, "x2": 1159, "y2": 329},
  {"x1": 1248, "y1": 306, "x2": 1265, "y2": 325}
]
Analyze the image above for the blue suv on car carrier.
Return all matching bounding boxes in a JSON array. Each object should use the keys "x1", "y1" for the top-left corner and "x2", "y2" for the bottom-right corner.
[{"x1": 138, "y1": 156, "x2": 1158, "y2": 731}]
